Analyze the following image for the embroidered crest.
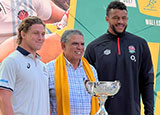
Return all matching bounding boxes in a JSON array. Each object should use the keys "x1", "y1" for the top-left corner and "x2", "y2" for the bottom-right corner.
[
  {"x1": 104, "y1": 49, "x2": 111, "y2": 55},
  {"x1": 128, "y1": 45, "x2": 135, "y2": 53},
  {"x1": 17, "y1": 10, "x2": 29, "y2": 20}
]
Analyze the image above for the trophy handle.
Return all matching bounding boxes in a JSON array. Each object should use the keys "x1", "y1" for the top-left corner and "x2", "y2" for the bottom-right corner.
[{"x1": 83, "y1": 79, "x2": 94, "y2": 95}]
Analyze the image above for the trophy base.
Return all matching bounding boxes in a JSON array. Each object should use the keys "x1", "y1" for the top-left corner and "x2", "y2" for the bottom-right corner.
[
  {"x1": 95, "y1": 96, "x2": 108, "y2": 115},
  {"x1": 95, "y1": 107, "x2": 108, "y2": 115}
]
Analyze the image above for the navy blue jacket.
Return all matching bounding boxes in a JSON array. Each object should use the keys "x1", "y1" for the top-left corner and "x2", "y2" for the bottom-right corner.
[{"x1": 84, "y1": 32, "x2": 154, "y2": 115}]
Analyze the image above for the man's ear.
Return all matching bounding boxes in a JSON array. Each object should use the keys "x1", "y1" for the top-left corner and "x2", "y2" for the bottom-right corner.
[
  {"x1": 61, "y1": 42, "x2": 65, "y2": 50},
  {"x1": 21, "y1": 31, "x2": 25, "y2": 39},
  {"x1": 105, "y1": 16, "x2": 109, "y2": 22}
]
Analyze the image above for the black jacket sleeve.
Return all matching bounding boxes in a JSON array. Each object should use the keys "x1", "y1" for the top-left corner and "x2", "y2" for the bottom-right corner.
[
  {"x1": 139, "y1": 40, "x2": 154, "y2": 115},
  {"x1": 84, "y1": 43, "x2": 96, "y2": 67}
]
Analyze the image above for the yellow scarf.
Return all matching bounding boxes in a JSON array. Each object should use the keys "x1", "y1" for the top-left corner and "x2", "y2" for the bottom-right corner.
[{"x1": 55, "y1": 53, "x2": 99, "y2": 115}]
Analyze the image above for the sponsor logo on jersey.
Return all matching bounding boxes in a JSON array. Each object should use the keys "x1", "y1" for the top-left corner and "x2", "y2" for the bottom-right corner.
[
  {"x1": 130, "y1": 55, "x2": 136, "y2": 62},
  {"x1": 104, "y1": 49, "x2": 111, "y2": 55},
  {"x1": 27, "y1": 63, "x2": 30, "y2": 69}
]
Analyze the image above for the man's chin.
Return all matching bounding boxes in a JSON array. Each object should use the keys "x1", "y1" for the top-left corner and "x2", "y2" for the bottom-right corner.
[
  {"x1": 114, "y1": 29, "x2": 126, "y2": 35},
  {"x1": 112, "y1": 25, "x2": 127, "y2": 36},
  {"x1": 115, "y1": 28, "x2": 125, "y2": 34}
]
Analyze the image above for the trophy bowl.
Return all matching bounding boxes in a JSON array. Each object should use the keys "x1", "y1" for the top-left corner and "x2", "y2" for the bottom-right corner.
[{"x1": 84, "y1": 80, "x2": 120, "y2": 115}]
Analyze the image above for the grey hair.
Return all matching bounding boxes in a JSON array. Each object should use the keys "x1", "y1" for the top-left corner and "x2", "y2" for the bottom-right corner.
[{"x1": 61, "y1": 29, "x2": 84, "y2": 43}]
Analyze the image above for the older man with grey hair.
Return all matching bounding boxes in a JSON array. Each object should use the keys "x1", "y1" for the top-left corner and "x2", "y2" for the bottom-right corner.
[{"x1": 47, "y1": 29, "x2": 99, "y2": 115}]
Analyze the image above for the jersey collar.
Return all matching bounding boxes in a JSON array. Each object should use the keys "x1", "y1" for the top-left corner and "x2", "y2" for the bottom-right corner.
[
  {"x1": 17, "y1": 46, "x2": 30, "y2": 56},
  {"x1": 16, "y1": 46, "x2": 41, "y2": 59}
]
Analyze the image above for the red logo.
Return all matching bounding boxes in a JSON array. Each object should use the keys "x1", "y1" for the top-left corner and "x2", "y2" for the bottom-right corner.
[
  {"x1": 128, "y1": 45, "x2": 136, "y2": 53},
  {"x1": 17, "y1": 10, "x2": 29, "y2": 20}
]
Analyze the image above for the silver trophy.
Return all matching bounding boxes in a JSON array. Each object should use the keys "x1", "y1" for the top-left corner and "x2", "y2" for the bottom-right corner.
[{"x1": 84, "y1": 80, "x2": 120, "y2": 115}]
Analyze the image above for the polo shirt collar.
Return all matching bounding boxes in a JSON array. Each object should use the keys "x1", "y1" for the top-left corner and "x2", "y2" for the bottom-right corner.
[
  {"x1": 16, "y1": 46, "x2": 41, "y2": 59},
  {"x1": 17, "y1": 46, "x2": 30, "y2": 56}
]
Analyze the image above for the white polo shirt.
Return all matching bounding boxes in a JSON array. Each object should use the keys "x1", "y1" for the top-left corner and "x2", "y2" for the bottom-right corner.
[{"x1": 0, "y1": 46, "x2": 50, "y2": 115}]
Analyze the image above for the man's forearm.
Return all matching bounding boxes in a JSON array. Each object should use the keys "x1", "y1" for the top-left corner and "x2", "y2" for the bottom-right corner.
[
  {"x1": 0, "y1": 89, "x2": 14, "y2": 115},
  {"x1": 0, "y1": 100, "x2": 14, "y2": 115}
]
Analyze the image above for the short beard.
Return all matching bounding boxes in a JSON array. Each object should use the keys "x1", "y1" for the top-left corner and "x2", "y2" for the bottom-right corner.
[{"x1": 111, "y1": 24, "x2": 127, "y2": 36}]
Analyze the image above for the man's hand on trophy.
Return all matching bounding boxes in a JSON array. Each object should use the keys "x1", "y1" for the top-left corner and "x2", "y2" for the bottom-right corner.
[{"x1": 56, "y1": 9, "x2": 69, "y2": 30}]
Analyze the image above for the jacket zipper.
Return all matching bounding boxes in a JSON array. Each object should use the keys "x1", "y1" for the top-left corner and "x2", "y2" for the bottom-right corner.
[{"x1": 117, "y1": 37, "x2": 121, "y2": 55}]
